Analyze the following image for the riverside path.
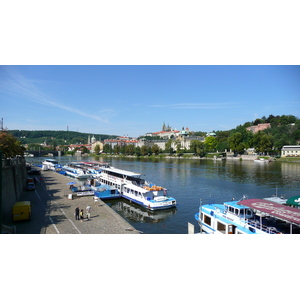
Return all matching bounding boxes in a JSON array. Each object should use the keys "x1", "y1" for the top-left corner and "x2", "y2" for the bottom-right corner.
[{"x1": 9, "y1": 168, "x2": 139, "y2": 234}]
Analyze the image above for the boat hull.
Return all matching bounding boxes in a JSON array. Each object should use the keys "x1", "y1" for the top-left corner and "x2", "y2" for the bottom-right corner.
[{"x1": 122, "y1": 194, "x2": 176, "y2": 211}]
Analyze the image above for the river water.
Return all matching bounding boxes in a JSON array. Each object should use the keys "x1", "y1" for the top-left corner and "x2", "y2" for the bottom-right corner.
[{"x1": 27, "y1": 156, "x2": 300, "y2": 234}]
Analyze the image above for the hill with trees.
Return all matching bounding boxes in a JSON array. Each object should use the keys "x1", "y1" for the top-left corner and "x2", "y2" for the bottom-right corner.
[
  {"x1": 6, "y1": 114, "x2": 300, "y2": 157},
  {"x1": 214, "y1": 114, "x2": 300, "y2": 155},
  {"x1": 9, "y1": 130, "x2": 117, "y2": 146}
]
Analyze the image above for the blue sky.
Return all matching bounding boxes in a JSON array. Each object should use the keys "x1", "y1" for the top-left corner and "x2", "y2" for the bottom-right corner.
[{"x1": 1, "y1": 65, "x2": 299, "y2": 137}]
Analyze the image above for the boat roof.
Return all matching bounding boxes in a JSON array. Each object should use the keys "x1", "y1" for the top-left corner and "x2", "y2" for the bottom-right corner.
[
  {"x1": 238, "y1": 198, "x2": 300, "y2": 225},
  {"x1": 224, "y1": 201, "x2": 248, "y2": 209},
  {"x1": 124, "y1": 183, "x2": 149, "y2": 193},
  {"x1": 102, "y1": 166, "x2": 142, "y2": 178}
]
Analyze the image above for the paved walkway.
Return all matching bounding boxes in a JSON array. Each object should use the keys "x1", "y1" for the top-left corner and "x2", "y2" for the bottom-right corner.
[{"x1": 6, "y1": 169, "x2": 139, "y2": 234}]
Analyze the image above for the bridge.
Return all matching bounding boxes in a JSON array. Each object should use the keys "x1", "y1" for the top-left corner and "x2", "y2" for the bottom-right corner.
[{"x1": 25, "y1": 150, "x2": 64, "y2": 157}]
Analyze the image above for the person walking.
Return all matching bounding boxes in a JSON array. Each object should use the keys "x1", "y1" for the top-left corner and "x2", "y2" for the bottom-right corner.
[
  {"x1": 80, "y1": 209, "x2": 84, "y2": 222},
  {"x1": 86, "y1": 205, "x2": 91, "y2": 220},
  {"x1": 75, "y1": 206, "x2": 80, "y2": 220}
]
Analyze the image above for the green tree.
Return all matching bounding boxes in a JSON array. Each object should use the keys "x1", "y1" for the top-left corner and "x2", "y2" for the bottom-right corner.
[
  {"x1": 228, "y1": 132, "x2": 244, "y2": 154},
  {"x1": 164, "y1": 139, "x2": 173, "y2": 155},
  {"x1": 125, "y1": 144, "x2": 135, "y2": 155},
  {"x1": 135, "y1": 146, "x2": 141, "y2": 156},
  {"x1": 0, "y1": 131, "x2": 25, "y2": 158},
  {"x1": 252, "y1": 131, "x2": 273, "y2": 154},
  {"x1": 189, "y1": 140, "x2": 205, "y2": 156},
  {"x1": 103, "y1": 144, "x2": 112, "y2": 154},
  {"x1": 114, "y1": 145, "x2": 120, "y2": 154},
  {"x1": 151, "y1": 144, "x2": 160, "y2": 155},
  {"x1": 204, "y1": 136, "x2": 218, "y2": 152},
  {"x1": 141, "y1": 145, "x2": 148, "y2": 156},
  {"x1": 94, "y1": 144, "x2": 100, "y2": 154}
]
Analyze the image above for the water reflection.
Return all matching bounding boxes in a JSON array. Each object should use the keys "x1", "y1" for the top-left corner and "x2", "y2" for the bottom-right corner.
[{"x1": 107, "y1": 199, "x2": 177, "y2": 224}]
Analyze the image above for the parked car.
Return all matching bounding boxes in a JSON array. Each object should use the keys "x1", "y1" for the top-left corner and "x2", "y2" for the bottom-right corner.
[{"x1": 26, "y1": 182, "x2": 35, "y2": 191}]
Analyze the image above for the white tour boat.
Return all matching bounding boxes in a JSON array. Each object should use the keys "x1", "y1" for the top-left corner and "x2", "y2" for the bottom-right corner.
[
  {"x1": 195, "y1": 197, "x2": 300, "y2": 234},
  {"x1": 62, "y1": 164, "x2": 91, "y2": 179},
  {"x1": 98, "y1": 165, "x2": 176, "y2": 210},
  {"x1": 42, "y1": 159, "x2": 59, "y2": 171}
]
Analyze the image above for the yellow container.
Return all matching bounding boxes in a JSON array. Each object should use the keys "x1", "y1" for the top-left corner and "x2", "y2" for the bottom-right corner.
[{"x1": 12, "y1": 201, "x2": 31, "y2": 221}]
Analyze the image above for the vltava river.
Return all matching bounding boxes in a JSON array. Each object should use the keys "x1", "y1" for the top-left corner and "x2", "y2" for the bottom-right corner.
[{"x1": 28, "y1": 156, "x2": 300, "y2": 234}]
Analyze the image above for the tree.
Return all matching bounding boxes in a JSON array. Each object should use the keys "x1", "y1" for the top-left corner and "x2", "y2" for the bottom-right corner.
[
  {"x1": 135, "y1": 146, "x2": 141, "y2": 156},
  {"x1": 114, "y1": 145, "x2": 120, "y2": 154},
  {"x1": 103, "y1": 144, "x2": 112, "y2": 154},
  {"x1": 94, "y1": 144, "x2": 100, "y2": 154},
  {"x1": 228, "y1": 132, "x2": 244, "y2": 154},
  {"x1": 204, "y1": 136, "x2": 218, "y2": 152},
  {"x1": 141, "y1": 145, "x2": 148, "y2": 156},
  {"x1": 125, "y1": 144, "x2": 135, "y2": 155},
  {"x1": 0, "y1": 131, "x2": 25, "y2": 158},
  {"x1": 164, "y1": 139, "x2": 173, "y2": 155},
  {"x1": 252, "y1": 131, "x2": 273, "y2": 154},
  {"x1": 151, "y1": 144, "x2": 160, "y2": 155},
  {"x1": 190, "y1": 140, "x2": 205, "y2": 156}
]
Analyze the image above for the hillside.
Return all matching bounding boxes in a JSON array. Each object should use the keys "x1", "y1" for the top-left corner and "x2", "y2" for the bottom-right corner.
[{"x1": 9, "y1": 130, "x2": 117, "y2": 145}]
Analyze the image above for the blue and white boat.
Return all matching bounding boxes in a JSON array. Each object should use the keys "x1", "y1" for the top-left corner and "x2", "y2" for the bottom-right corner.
[
  {"x1": 42, "y1": 159, "x2": 59, "y2": 171},
  {"x1": 62, "y1": 164, "x2": 91, "y2": 179},
  {"x1": 85, "y1": 178, "x2": 121, "y2": 199},
  {"x1": 98, "y1": 166, "x2": 176, "y2": 210},
  {"x1": 194, "y1": 197, "x2": 300, "y2": 234}
]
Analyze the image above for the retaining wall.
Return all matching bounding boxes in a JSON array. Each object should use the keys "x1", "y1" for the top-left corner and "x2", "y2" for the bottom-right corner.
[{"x1": 1, "y1": 158, "x2": 27, "y2": 220}]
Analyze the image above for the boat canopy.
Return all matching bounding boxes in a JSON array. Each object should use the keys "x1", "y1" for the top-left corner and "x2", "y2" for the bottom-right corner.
[
  {"x1": 102, "y1": 167, "x2": 142, "y2": 178},
  {"x1": 238, "y1": 199, "x2": 300, "y2": 225},
  {"x1": 286, "y1": 196, "x2": 300, "y2": 207}
]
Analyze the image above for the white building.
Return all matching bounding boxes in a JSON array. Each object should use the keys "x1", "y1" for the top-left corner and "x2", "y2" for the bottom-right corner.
[{"x1": 281, "y1": 145, "x2": 300, "y2": 157}]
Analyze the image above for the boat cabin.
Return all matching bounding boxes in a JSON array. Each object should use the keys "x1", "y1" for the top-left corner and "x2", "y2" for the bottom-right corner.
[{"x1": 224, "y1": 202, "x2": 253, "y2": 219}]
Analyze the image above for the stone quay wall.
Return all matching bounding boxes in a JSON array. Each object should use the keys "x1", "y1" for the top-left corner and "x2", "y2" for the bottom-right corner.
[{"x1": 1, "y1": 158, "x2": 28, "y2": 218}]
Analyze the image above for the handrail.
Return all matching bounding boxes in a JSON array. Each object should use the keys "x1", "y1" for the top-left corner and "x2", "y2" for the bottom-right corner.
[{"x1": 246, "y1": 219, "x2": 279, "y2": 234}]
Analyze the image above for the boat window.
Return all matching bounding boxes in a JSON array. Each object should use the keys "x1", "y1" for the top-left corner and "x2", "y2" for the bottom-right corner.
[
  {"x1": 240, "y1": 209, "x2": 245, "y2": 215},
  {"x1": 235, "y1": 208, "x2": 239, "y2": 215},
  {"x1": 203, "y1": 214, "x2": 211, "y2": 226},
  {"x1": 229, "y1": 206, "x2": 234, "y2": 213},
  {"x1": 217, "y1": 221, "x2": 226, "y2": 233}
]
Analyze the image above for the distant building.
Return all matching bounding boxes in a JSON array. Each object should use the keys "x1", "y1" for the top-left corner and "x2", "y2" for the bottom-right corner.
[
  {"x1": 91, "y1": 141, "x2": 103, "y2": 153},
  {"x1": 246, "y1": 123, "x2": 271, "y2": 133},
  {"x1": 281, "y1": 145, "x2": 300, "y2": 157},
  {"x1": 206, "y1": 132, "x2": 217, "y2": 137}
]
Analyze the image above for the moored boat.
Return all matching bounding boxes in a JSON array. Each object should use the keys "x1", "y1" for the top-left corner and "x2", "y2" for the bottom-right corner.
[
  {"x1": 195, "y1": 197, "x2": 300, "y2": 234},
  {"x1": 42, "y1": 159, "x2": 59, "y2": 171},
  {"x1": 98, "y1": 166, "x2": 177, "y2": 210},
  {"x1": 62, "y1": 164, "x2": 91, "y2": 179}
]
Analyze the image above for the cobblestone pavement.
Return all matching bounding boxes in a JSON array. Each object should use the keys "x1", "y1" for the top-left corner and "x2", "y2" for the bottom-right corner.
[{"x1": 6, "y1": 169, "x2": 139, "y2": 234}]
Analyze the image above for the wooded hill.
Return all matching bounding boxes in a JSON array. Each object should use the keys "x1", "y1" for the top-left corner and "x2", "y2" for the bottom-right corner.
[
  {"x1": 8, "y1": 114, "x2": 300, "y2": 156},
  {"x1": 9, "y1": 130, "x2": 117, "y2": 145}
]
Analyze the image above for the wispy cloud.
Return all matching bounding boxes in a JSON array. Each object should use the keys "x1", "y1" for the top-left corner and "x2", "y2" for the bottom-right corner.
[
  {"x1": 149, "y1": 102, "x2": 242, "y2": 109},
  {"x1": 0, "y1": 68, "x2": 108, "y2": 123}
]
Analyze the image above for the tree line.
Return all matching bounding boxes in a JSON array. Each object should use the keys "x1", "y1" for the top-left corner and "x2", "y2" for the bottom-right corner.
[
  {"x1": 9, "y1": 130, "x2": 117, "y2": 146},
  {"x1": 3, "y1": 114, "x2": 300, "y2": 158},
  {"x1": 102, "y1": 114, "x2": 300, "y2": 157}
]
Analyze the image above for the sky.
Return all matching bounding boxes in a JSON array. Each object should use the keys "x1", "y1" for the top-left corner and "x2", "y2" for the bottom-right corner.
[
  {"x1": 1, "y1": 2, "x2": 300, "y2": 138},
  {"x1": 1, "y1": 65, "x2": 300, "y2": 137}
]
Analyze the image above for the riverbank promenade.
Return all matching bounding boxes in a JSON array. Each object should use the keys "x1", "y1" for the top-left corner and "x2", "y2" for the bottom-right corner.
[{"x1": 7, "y1": 169, "x2": 139, "y2": 234}]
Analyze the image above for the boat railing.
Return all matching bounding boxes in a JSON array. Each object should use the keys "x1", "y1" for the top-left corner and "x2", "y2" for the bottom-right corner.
[{"x1": 245, "y1": 219, "x2": 279, "y2": 234}]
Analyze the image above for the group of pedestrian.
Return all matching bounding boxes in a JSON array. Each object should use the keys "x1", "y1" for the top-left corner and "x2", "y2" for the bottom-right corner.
[{"x1": 75, "y1": 205, "x2": 91, "y2": 221}]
